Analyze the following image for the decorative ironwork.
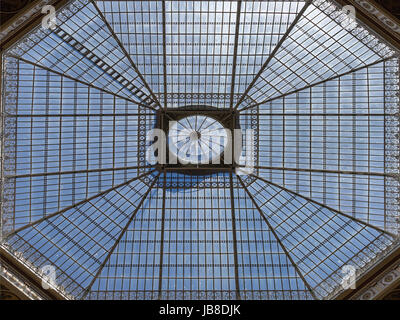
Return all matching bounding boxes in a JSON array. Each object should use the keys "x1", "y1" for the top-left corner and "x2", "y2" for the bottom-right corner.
[{"x1": 1, "y1": 0, "x2": 400, "y2": 301}]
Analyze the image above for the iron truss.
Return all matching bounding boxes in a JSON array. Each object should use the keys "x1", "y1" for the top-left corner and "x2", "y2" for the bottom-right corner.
[{"x1": 1, "y1": 0, "x2": 400, "y2": 300}]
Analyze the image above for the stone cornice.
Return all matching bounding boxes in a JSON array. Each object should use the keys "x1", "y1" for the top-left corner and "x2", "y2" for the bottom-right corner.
[
  {"x1": 1, "y1": 253, "x2": 49, "y2": 300},
  {"x1": 352, "y1": 259, "x2": 400, "y2": 299}
]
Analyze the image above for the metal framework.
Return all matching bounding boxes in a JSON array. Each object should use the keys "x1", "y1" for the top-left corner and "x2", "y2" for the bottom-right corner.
[{"x1": 1, "y1": 0, "x2": 400, "y2": 300}]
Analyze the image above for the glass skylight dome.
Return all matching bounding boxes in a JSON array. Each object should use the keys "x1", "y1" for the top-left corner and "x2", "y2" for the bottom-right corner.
[{"x1": 1, "y1": 0, "x2": 400, "y2": 300}]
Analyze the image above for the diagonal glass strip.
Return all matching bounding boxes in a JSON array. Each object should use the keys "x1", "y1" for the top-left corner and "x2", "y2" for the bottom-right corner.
[
  {"x1": 243, "y1": 174, "x2": 395, "y2": 299},
  {"x1": 6, "y1": 0, "x2": 154, "y2": 104},
  {"x1": 5, "y1": 174, "x2": 158, "y2": 298},
  {"x1": 158, "y1": 173, "x2": 235, "y2": 300},
  {"x1": 236, "y1": 0, "x2": 395, "y2": 109},
  {"x1": 3, "y1": 57, "x2": 151, "y2": 118}
]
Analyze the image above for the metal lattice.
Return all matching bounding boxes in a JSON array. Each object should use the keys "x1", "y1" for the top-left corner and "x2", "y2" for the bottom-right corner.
[{"x1": 1, "y1": 0, "x2": 400, "y2": 300}]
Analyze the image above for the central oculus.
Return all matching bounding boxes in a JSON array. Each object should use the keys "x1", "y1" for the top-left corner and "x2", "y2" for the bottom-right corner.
[
  {"x1": 155, "y1": 106, "x2": 239, "y2": 174},
  {"x1": 168, "y1": 115, "x2": 228, "y2": 164}
]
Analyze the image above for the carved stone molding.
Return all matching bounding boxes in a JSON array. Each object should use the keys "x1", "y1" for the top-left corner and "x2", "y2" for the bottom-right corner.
[
  {"x1": 352, "y1": 260, "x2": 400, "y2": 299},
  {"x1": 0, "y1": 284, "x2": 21, "y2": 300}
]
